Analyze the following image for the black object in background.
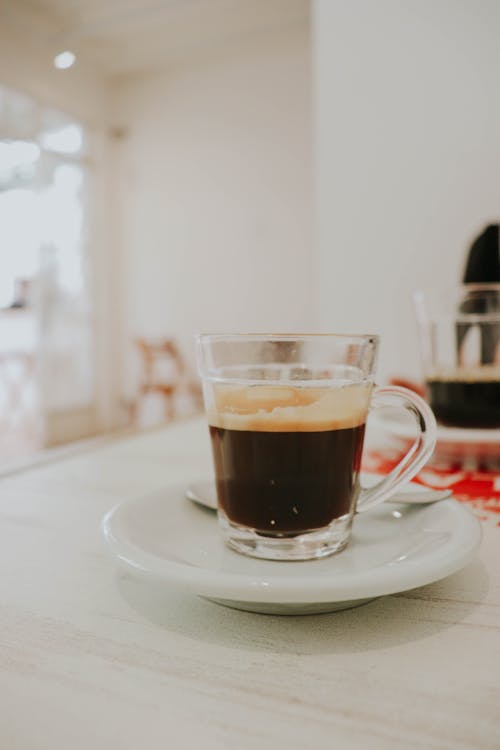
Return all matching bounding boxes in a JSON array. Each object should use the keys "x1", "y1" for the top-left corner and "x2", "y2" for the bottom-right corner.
[
  {"x1": 463, "y1": 224, "x2": 500, "y2": 284},
  {"x1": 458, "y1": 224, "x2": 500, "y2": 365}
]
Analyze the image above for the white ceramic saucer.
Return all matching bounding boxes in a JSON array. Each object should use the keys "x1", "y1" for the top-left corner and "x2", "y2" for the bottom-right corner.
[{"x1": 101, "y1": 486, "x2": 481, "y2": 615}]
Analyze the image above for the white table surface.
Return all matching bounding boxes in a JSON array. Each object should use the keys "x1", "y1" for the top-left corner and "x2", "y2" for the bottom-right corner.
[{"x1": 1, "y1": 417, "x2": 499, "y2": 749}]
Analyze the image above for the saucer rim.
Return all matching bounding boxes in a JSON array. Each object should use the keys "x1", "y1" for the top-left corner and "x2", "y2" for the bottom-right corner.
[{"x1": 102, "y1": 490, "x2": 481, "y2": 606}]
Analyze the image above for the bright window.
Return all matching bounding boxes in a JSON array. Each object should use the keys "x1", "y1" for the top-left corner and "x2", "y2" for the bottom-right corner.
[{"x1": 0, "y1": 85, "x2": 94, "y2": 455}]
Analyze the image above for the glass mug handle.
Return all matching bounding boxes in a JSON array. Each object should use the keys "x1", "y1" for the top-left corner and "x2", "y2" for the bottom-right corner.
[{"x1": 357, "y1": 386, "x2": 437, "y2": 513}]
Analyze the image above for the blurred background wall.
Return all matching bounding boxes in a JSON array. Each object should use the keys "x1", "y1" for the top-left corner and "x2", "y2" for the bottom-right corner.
[
  {"x1": 0, "y1": 0, "x2": 313, "y2": 456},
  {"x1": 110, "y1": 19, "x2": 313, "y2": 398},
  {"x1": 1, "y1": 0, "x2": 500, "y2": 461},
  {"x1": 315, "y1": 0, "x2": 500, "y2": 380}
]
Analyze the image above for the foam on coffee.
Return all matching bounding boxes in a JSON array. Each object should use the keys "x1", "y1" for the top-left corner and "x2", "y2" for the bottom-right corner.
[{"x1": 208, "y1": 382, "x2": 372, "y2": 431}]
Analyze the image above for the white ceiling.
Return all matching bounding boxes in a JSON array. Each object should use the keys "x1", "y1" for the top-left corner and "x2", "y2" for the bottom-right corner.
[{"x1": 4, "y1": 0, "x2": 309, "y2": 79}]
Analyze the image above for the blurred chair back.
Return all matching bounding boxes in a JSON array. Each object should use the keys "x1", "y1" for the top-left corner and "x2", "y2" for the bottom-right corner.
[{"x1": 133, "y1": 338, "x2": 202, "y2": 424}]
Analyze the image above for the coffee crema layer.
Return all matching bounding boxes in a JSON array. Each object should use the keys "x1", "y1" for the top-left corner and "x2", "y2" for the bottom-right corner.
[{"x1": 208, "y1": 383, "x2": 371, "y2": 432}]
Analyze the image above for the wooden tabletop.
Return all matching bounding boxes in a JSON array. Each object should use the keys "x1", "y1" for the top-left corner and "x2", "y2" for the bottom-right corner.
[{"x1": 0, "y1": 418, "x2": 498, "y2": 749}]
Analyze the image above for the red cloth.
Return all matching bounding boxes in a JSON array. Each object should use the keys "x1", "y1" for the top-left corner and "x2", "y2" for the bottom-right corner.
[{"x1": 364, "y1": 450, "x2": 500, "y2": 524}]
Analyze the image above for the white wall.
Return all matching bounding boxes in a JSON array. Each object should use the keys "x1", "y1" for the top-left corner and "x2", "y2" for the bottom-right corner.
[
  {"x1": 111, "y1": 23, "x2": 313, "y2": 393},
  {"x1": 314, "y1": 0, "x2": 500, "y2": 381}
]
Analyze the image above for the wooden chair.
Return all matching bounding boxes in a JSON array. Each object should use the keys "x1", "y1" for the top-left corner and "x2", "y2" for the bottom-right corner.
[{"x1": 133, "y1": 338, "x2": 202, "y2": 424}]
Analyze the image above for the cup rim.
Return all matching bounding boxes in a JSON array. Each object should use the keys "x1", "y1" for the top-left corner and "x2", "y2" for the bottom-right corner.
[
  {"x1": 459, "y1": 282, "x2": 500, "y2": 292},
  {"x1": 414, "y1": 285, "x2": 500, "y2": 323},
  {"x1": 196, "y1": 332, "x2": 380, "y2": 343},
  {"x1": 415, "y1": 283, "x2": 500, "y2": 299}
]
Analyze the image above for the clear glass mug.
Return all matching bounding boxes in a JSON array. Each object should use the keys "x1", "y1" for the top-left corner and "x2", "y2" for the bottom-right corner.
[
  {"x1": 415, "y1": 284, "x2": 500, "y2": 428},
  {"x1": 196, "y1": 334, "x2": 437, "y2": 561}
]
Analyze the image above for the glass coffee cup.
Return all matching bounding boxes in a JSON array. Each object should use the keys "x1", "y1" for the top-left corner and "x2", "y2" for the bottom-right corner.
[
  {"x1": 415, "y1": 284, "x2": 500, "y2": 428},
  {"x1": 196, "y1": 334, "x2": 436, "y2": 561}
]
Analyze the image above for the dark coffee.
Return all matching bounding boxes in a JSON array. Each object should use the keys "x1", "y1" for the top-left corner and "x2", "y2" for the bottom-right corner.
[
  {"x1": 209, "y1": 423, "x2": 366, "y2": 535},
  {"x1": 427, "y1": 378, "x2": 500, "y2": 428}
]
